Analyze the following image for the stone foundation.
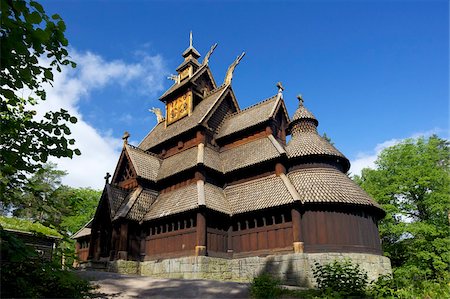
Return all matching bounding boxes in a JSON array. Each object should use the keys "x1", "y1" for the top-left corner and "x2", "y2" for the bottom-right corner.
[{"x1": 106, "y1": 253, "x2": 391, "y2": 287}]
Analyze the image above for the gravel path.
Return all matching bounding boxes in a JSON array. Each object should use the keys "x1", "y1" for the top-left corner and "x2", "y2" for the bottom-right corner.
[{"x1": 76, "y1": 270, "x2": 250, "y2": 299}]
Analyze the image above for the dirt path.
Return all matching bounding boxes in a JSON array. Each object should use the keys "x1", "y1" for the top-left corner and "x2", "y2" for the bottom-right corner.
[{"x1": 76, "y1": 270, "x2": 250, "y2": 299}]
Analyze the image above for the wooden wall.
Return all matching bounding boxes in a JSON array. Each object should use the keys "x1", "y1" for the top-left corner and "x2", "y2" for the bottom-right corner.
[
  {"x1": 231, "y1": 222, "x2": 293, "y2": 255},
  {"x1": 145, "y1": 227, "x2": 196, "y2": 257},
  {"x1": 301, "y1": 209, "x2": 382, "y2": 254}
]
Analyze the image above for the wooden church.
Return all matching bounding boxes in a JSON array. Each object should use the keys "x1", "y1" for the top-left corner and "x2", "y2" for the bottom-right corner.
[{"x1": 87, "y1": 34, "x2": 385, "y2": 267}]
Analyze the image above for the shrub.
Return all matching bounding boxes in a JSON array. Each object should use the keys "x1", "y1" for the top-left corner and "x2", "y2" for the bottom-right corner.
[
  {"x1": 249, "y1": 272, "x2": 283, "y2": 299},
  {"x1": 0, "y1": 229, "x2": 94, "y2": 298},
  {"x1": 368, "y1": 273, "x2": 450, "y2": 299},
  {"x1": 312, "y1": 258, "x2": 368, "y2": 297}
]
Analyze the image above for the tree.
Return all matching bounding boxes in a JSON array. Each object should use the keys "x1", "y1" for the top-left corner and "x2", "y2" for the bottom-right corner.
[
  {"x1": 10, "y1": 163, "x2": 100, "y2": 235},
  {"x1": 354, "y1": 135, "x2": 450, "y2": 282},
  {"x1": 0, "y1": 0, "x2": 80, "y2": 206},
  {"x1": 58, "y1": 187, "x2": 101, "y2": 235}
]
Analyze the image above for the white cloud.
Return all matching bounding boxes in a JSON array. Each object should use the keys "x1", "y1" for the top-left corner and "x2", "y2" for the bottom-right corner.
[
  {"x1": 349, "y1": 128, "x2": 444, "y2": 177},
  {"x1": 32, "y1": 49, "x2": 167, "y2": 189}
]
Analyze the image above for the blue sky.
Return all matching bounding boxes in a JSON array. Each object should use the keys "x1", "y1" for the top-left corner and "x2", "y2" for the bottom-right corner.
[{"x1": 39, "y1": 0, "x2": 449, "y2": 188}]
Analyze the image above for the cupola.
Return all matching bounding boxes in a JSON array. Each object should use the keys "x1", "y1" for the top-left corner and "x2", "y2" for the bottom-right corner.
[
  {"x1": 176, "y1": 31, "x2": 201, "y2": 81},
  {"x1": 286, "y1": 95, "x2": 350, "y2": 172}
]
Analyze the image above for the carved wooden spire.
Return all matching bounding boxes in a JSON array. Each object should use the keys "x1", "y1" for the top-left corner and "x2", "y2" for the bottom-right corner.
[
  {"x1": 202, "y1": 43, "x2": 218, "y2": 66},
  {"x1": 122, "y1": 131, "x2": 130, "y2": 146},
  {"x1": 224, "y1": 52, "x2": 245, "y2": 85}
]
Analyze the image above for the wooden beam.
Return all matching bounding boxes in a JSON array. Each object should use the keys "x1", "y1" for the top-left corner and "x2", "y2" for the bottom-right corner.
[
  {"x1": 118, "y1": 222, "x2": 128, "y2": 260},
  {"x1": 291, "y1": 207, "x2": 304, "y2": 253},
  {"x1": 195, "y1": 210, "x2": 207, "y2": 256}
]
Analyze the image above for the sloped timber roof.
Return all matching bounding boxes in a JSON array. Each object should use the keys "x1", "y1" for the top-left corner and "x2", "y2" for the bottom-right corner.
[
  {"x1": 125, "y1": 145, "x2": 161, "y2": 181},
  {"x1": 103, "y1": 166, "x2": 382, "y2": 222},
  {"x1": 157, "y1": 147, "x2": 198, "y2": 180},
  {"x1": 71, "y1": 219, "x2": 93, "y2": 239},
  {"x1": 107, "y1": 185, "x2": 129, "y2": 218},
  {"x1": 216, "y1": 95, "x2": 286, "y2": 140},
  {"x1": 287, "y1": 167, "x2": 382, "y2": 208},
  {"x1": 139, "y1": 84, "x2": 229, "y2": 151},
  {"x1": 286, "y1": 132, "x2": 347, "y2": 160},
  {"x1": 221, "y1": 137, "x2": 283, "y2": 173},
  {"x1": 143, "y1": 182, "x2": 231, "y2": 221},
  {"x1": 224, "y1": 174, "x2": 295, "y2": 214},
  {"x1": 126, "y1": 189, "x2": 158, "y2": 222}
]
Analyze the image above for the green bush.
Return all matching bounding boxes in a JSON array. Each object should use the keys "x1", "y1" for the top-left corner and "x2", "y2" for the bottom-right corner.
[
  {"x1": 368, "y1": 273, "x2": 450, "y2": 299},
  {"x1": 249, "y1": 272, "x2": 283, "y2": 299},
  {"x1": 0, "y1": 229, "x2": 94, "y2": 298},
  {"x1": 312, "y1": 258, "x2": 368, "y2": 298}
]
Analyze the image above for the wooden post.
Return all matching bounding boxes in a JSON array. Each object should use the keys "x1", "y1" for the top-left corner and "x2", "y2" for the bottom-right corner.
[
  {"x1": 227, "y1": 225, "x2": 233, "y2": 254},
  {"x1": 110, "y1": 225, "x2": 118, "y2": 260},
  {"x1": 195, "y1": 210, "x2": 207, "y2": 256},
  {"x1": 87, "y1": 228, "x2": 96, "y2": 260},
  {"x1": 140, "y1": 230, "x2": 146, "y2": 261},
  {"x1": 94, "y1": 229, "x2": 101, "y2": 260},
  {"x1": 118, "y1": 222, "x2": 128, "y2": 260},
  {"x1": 291, "y1": 207, "x2": 304, "y2": 253}
]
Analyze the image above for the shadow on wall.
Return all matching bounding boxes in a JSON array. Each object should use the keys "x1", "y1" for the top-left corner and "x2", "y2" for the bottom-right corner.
[{"x1": 259, "y1": 256, "x2": 309, "y2": 287}]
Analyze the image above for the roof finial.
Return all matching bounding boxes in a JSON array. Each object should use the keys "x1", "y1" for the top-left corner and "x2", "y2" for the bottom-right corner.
[
  {"x1": 297, "y1": 94, "x2": 304, "y2": 106},
  {"x1": 149, "y1": 107, "x2": 164, "y2": 123},
  {"x1": 189, "y1": 31, "x2": 193, "y2": 48},
  {"x1": 122, "y1": 131, "x2": 130, "y2": 145},
  {"x1": 277, "y1": 82, "x2": 284, "y2": 94},
  {"x1": 202, "y1": 43, "x2": 218, "y2": 65},
  {"x1": 224, "y1": 52, "x2": 245, "y2": 85},
  {"x1": 104, "y1": 172, "x2": 111, "y2": 185}
]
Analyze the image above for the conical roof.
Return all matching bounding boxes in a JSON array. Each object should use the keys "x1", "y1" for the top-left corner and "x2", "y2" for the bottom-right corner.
[
  {"x1": 290, "y1": 96, "x2": 318, "y2": 126},
  {"x1": 286, "y1": 96, "x2": 350, "y2": 172}
]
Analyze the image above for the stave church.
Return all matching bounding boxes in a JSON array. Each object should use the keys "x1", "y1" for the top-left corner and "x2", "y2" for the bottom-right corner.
[{"x1": 78, "y1": 34, "x2": 391, "y2": 285}]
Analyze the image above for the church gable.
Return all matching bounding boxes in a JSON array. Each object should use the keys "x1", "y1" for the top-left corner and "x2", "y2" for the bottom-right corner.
[
  {"x1": 111, "y1": 148, "x2": 138, "y2": 189},
  {"x1": 204, "y1": 88, "x2": 239, "y2": 133}
]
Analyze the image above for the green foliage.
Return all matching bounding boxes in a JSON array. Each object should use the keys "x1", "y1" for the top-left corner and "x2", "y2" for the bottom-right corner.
[
  {"x1": 58, "y1": 187, "x2": 101, "y2": 236},
  {"x1": 0, "y1": 0, "x2": 79, "y2": 206},
  {"x1": 4, "y1": 162, "x2": 101, "y2": 267},
  {"x1": 354, "y1": 135, "x2": 450, "y2": 281},
  {"x1": 249, "y1": 273, "x2": 283, "y2": 299},
  {"x1": 0, "y1": 229, "x2": 95, "y2": 298},
  {"x1": 368, "y1": 274, "x2": 450, "y2": 299},
  {"x1": 0, "y1": 215, "x2": 61, "y2": 237},
  {"x1": 312, "y1": 258, "x2": 368, "y2": 297},
  {"x1": 8, "y1": 162, "x2": 100, "y2": 235}
]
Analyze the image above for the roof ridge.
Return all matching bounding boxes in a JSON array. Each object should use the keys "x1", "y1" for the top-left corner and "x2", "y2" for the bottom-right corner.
[
  {"x1": 205, "y1": 83, "x2": 228, "y2": 97},
  {"x1": 223, "y1": 94, "x2": 278, "y2": 120},
  {"x1": 127, "y1": 144, "x2": 162, "y2": 160}
]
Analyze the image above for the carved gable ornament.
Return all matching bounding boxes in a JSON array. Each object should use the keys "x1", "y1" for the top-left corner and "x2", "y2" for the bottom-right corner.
[{"x1": 166, "y1": 90, "x2": 193, "y2": 125}]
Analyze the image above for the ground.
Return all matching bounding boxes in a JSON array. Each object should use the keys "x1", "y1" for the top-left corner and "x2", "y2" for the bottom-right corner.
[{"x1": 76, "y1": 271, "x2": 249, "y2": 298}]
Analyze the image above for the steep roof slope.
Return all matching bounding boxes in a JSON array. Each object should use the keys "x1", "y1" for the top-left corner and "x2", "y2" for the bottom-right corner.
[{"x1": 138, "y1": 85, "x2": 229, "y2": 151}]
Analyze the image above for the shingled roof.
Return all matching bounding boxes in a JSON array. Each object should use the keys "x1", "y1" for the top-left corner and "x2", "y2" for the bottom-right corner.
[
  {"x1": 107, "y1": 185, "x2": 129, "y2": 218},
  {"x1": 286, "y1": 100, "x2": 349, "y2": 171},
  {"x1": 143, "y1": 182, "x2": 231, "y2": 221},
  {"x1": 157, "y1": 147, "x2": 198, "y2": 180},
  {"x1": 224, "y1": 174, "x2": 295, "y2": 214},
  {"x1": 126, "y1": 189, "x2": 158, "y2": 222},
  {"x1": 139, "y1": 84, "x2": 229, "y2": 151},
  {"x1": 125, "y1": 145, "x2": 161, "y2": 181},
  {"x1": 216, "y1": 95, "x2": 280, "y2": 140},
  {"x1": 221, "y1": 137, "x2": 283, "y2": 173},
  {"x1": 288, "y1": 167, "x2": 382, "y2": 209}
]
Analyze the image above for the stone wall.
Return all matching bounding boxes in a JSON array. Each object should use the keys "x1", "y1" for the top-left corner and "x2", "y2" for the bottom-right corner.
[{"x1": 107, "y1": 253, "x2": 391, "y2": 287}]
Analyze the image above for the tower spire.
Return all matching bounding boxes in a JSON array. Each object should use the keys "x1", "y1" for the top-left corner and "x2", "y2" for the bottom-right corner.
[
  {"x1": 297, "y1": 94, "x2": 304, "y2": 106},
  {"x1": 189, "y1": 31, "x2": 193, "y2": 48}
]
